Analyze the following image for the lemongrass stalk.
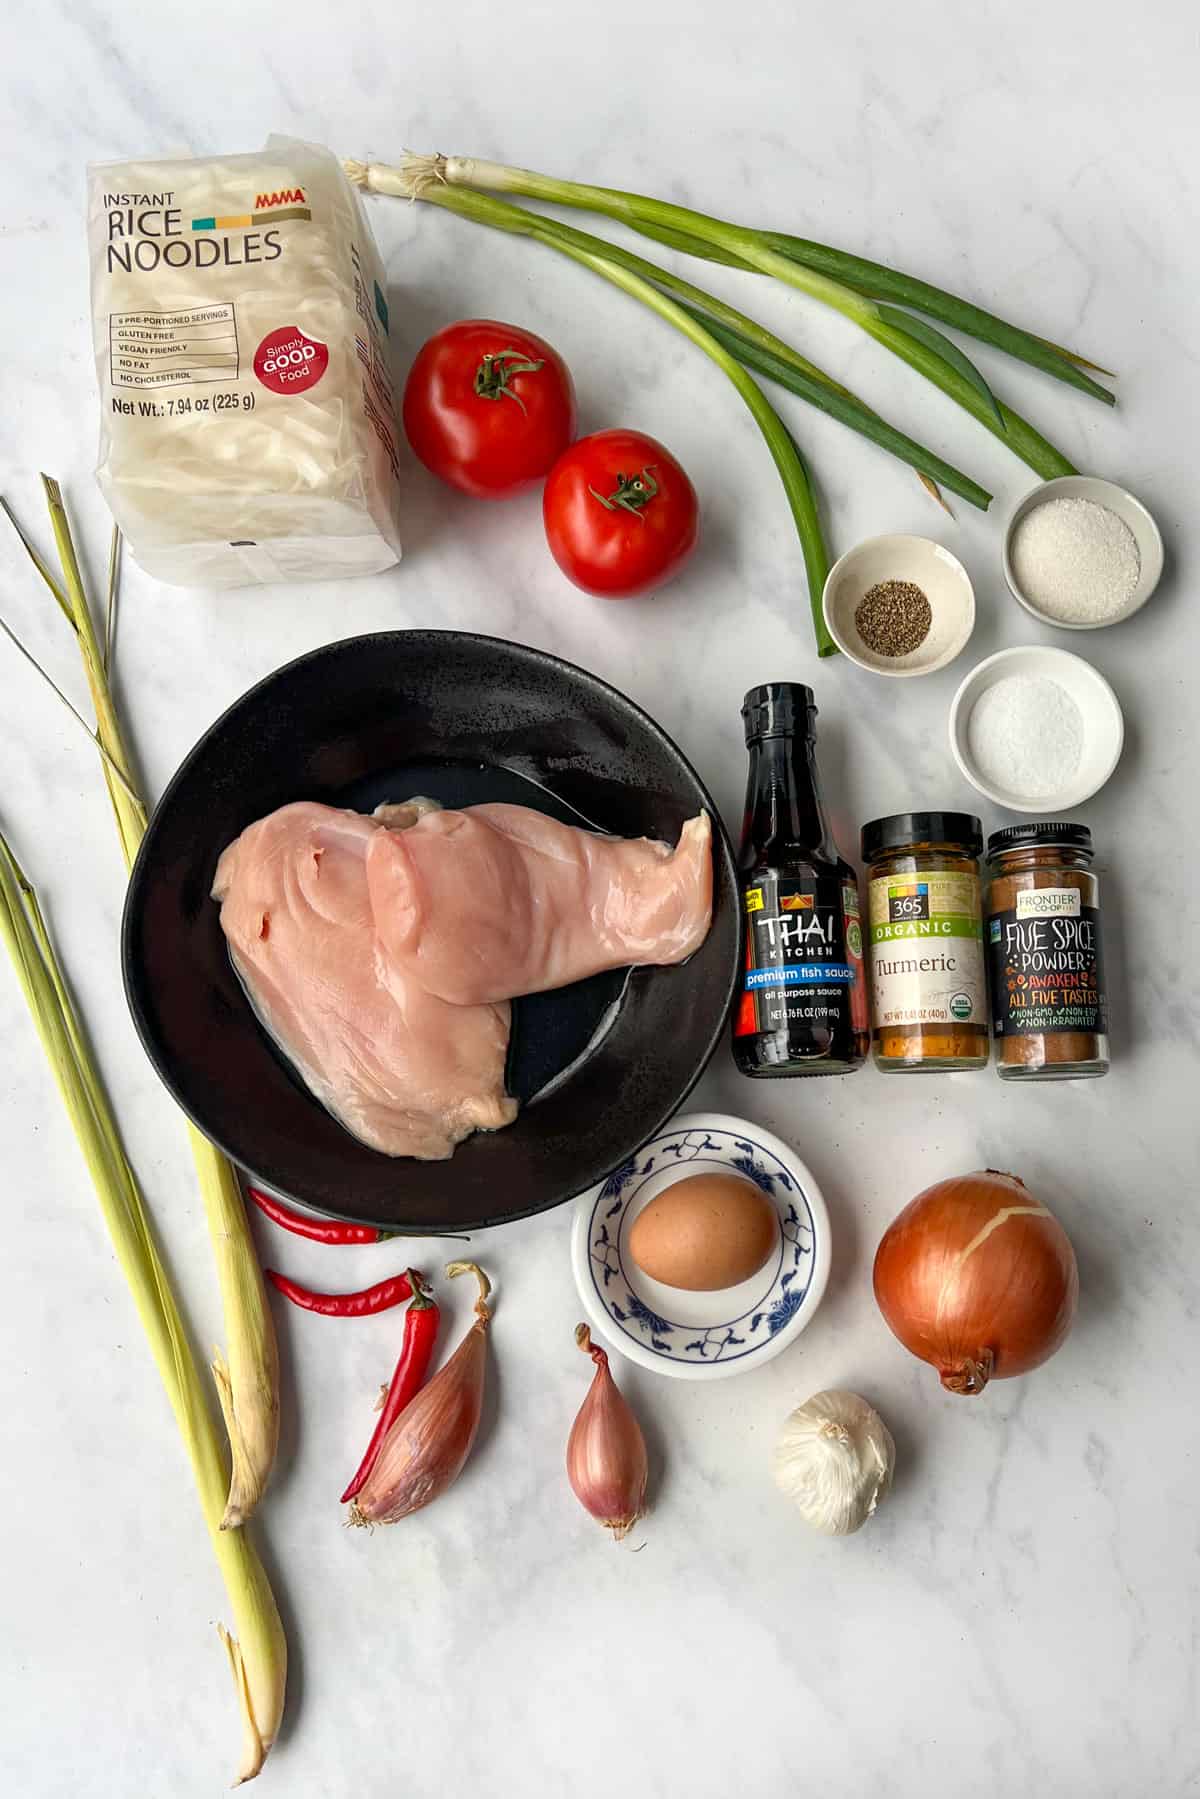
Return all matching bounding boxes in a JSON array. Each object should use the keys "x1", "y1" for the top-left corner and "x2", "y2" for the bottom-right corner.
[
  {"x1": 41, "y1": 478, "x2": 147, "y2": 865},
  {"x1": 348, "y1": 164, "x2": 835, "y2": 653},
  {"x1": 103, "y1": 524, "x2": 120, "y2": 673},
  {"x1": 409, "y1": 153, "x2": 1083, "y2": 475},
  {"x1": 38, "y1": 480, "x2": 279, "y2": 1527},
  {"x1": 419, "y1": 153, "x2": 1114, "y2": 403},
  {"x1": 194, "y1": 1123, "x2": 280, "y2": 1528},
  {"x1": 0, "y1": 833, "x2": 285, "y2": 1783},
  {"x1": 0, "y1": 609, "x2": 144, "y2": 805},
  {"x1": 1, "y1": 495, "x2": 73, "y2": 623}
]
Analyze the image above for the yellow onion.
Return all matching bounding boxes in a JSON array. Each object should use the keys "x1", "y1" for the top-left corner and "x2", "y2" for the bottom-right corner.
[
  {"x1": 349, "y1": 1262, "x2": 490, "y2": 1526},
  {"x1": 873, "y1": 1169, "x2": 1078, "y2": 1396},
  {"x1": 567, "y1": 1324, "x2": 648, "y2": 1540}
]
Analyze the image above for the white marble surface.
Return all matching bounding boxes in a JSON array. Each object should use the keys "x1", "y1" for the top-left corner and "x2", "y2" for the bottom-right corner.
[{"x1": 2, "y1": 2, "x2": 1198, "y2": 1794}]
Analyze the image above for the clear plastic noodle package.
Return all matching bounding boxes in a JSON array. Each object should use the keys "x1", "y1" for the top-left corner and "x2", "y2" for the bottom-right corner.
[{"x1": 87, "y1": 137, "x2": 402, "y2": 588}]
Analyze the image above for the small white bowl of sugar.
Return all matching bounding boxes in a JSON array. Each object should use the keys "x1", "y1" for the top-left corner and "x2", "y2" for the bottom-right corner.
[
  {"x1": 1003, "y1": 475, "x2": 1163, "y2": 630},
  {"x1": 949, "y1": 645, "x2": 1124, "y2": 812}
]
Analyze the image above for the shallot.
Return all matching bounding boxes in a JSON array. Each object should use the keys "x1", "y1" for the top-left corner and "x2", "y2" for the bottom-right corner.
[
  {"x1": 566, "y1": 1324, "x2": 648, "y2": 1540},
  {"x1": 349, "y1": 1261, "x2": 491, "y2": 1525}
]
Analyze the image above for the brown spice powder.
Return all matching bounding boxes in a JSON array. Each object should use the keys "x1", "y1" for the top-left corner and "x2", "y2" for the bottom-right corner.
[{"x1": 986, "y1": 839, "x2": 1108, "y2": 1074}]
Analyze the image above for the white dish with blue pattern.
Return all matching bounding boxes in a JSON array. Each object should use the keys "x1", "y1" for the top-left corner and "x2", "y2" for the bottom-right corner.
[{"x1": 570, "y1": 1111, "x2": 830, "y2": 1381}]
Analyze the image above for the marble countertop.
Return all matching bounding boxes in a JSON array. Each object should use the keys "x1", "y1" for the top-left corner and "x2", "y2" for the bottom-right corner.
[{"x1": 2, "y1": 3, "x2": 1197, "y2": 1794}]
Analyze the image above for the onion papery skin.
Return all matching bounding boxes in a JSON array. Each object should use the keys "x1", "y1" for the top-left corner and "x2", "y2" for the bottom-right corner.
[{"x1": 872, "y1": 1170, "x2": 1078, "y2": 1396}]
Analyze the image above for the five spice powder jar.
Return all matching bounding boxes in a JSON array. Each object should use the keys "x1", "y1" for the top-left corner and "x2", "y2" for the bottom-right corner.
[
  {"x1": 985, "y1": 823, "x2": 1109, "y2": 1079},
  {"x1": 861, "y1": 812, "x2": 988, "y2": 1071}
]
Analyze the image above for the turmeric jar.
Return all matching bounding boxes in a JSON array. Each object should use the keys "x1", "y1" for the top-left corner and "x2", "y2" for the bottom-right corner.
[
  {"x1": 861, "y1": 812, "x2": 988, "y2": 1071},
  {"x1": 985, "y1": 823, "x2": 1109, "y2": 1079}
]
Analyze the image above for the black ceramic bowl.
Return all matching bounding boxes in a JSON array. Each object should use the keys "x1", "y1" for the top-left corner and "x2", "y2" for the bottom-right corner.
[{"x1": 123, "y1": 631, "x2": 739, "y2": 1233}]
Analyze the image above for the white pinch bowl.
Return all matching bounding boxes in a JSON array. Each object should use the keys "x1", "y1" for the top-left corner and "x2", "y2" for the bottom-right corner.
[
  {"x1": 570, "y1": 1111, "x2": 830, "y2": 1382},
  {"x1": 1003, "y1": 474, "x2": 1164, "y2": 630},
  {"x1": 949, "y1": 644, "x2": 1125, "y2": 813},
  {"x1": 821, "y1": 533, "x2": 975, "y2": 677}
]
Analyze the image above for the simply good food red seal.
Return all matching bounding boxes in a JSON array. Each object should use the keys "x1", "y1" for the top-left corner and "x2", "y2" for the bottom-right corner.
[{"x1": 253, "y1": 326, "x2": 329, "y2": 394}]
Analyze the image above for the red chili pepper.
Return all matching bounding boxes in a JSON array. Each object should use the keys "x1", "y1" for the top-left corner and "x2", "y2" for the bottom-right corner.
[
  {"x1": 340, "y1": 1281, "x2": 441, "y2": 1503},
  {"x1": 248, "y1": 1186, "x2": 394, "y2": 1246},
  {"x1": 265, "y1": 1268, "x2": 417, "y2": 1318}
]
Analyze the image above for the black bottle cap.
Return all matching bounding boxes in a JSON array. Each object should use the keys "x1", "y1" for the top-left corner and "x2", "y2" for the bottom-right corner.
[
  {"x1": 861, "y1": 811, "x2": 983, "y2": 862},
  {"x1": 986, "y1": 821, "x2": 1093, "y2": 860},
  {"x1": 742, "y1": 683, "x2": 816, "y2": 743}
]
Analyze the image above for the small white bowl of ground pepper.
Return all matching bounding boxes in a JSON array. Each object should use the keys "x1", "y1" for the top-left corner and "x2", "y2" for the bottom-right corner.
[{"x1": 822, "y1": 534, "x2": 975, "y2": 677}]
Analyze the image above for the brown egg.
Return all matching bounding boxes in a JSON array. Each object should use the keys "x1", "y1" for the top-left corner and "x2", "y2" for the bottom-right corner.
[{"x1": 628, "y1": 1173, "x2": 779, "y2": 1292}]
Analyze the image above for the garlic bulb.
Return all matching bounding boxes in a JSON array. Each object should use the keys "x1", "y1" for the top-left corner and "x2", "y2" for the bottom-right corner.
[{"x1": 772, "y1": 1390, "x2": 895, "y2": 1536}]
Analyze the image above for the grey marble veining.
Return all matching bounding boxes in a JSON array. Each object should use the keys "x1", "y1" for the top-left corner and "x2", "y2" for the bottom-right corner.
[{"x1": 1, "y1": 3, "x2": 1198, "y2": 1795}]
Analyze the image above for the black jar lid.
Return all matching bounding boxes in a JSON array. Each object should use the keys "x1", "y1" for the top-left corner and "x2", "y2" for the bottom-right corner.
[
  {"x1": 987, "y1": 821, "x2": 1093, "y2": 860},
  {"x1": 742, "y1": 683, "x2": 816, "y2": 743},
  {"x1": 861, "y1": 811, "x2": 983, "y2": 862}
]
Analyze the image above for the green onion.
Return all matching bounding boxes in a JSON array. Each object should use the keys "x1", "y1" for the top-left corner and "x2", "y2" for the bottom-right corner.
[
  {"x1": 0, "y1": 833, "x2": 286, "y2": 1784},
  {"x1": 347, "y1": 164, "x2": 838, "y2": 654},
  {"x1": 632, "y1": 221, "x2": 1115, "y2": 402},
  {"x1": 420, "y1": 153, "x2": 1113, "y2": 405},
  {"x1": 698, "y1": 304, "x2": 1073, "y2": 484},
  {"x1": 400, "y1": 154, "x2": 1082, "y2": 475},
  {"x1": 417, "y1": 195, "x2": 994, "y2": 507},
  {"x1": 8, "y1": 483, "x2": 280, "y2": 1531}
]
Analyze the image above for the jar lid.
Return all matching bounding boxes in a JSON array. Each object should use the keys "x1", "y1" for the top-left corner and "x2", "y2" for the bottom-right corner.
[
  {"x1": 987, "y1": 821, "x2": 1093, "y2": 859},
  {"x1": 861, "y1": 811, "x2": 983, "y2": 862},
  {"x1": 742, "y1": 683, "x2": 816, "y2": 743}
]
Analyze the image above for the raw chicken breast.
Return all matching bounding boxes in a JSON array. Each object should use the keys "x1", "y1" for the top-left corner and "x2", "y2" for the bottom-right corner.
[
  {"x1": 211, "y1": 801, "x2": 516, "y2": 1159},
  {"x1": 365, "y1": 804, "x2": 713, "y2": 1006}
]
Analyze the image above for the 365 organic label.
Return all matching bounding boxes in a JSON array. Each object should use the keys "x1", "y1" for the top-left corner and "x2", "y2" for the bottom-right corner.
[{"x1": 867, "y1": 869, "x2": 985, "y2": 1029}]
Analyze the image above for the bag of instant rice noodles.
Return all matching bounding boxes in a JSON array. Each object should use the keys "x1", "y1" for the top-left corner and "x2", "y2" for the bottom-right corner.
[{"x1": 88, "y1": 137, "x2": 402, "y2": 588}]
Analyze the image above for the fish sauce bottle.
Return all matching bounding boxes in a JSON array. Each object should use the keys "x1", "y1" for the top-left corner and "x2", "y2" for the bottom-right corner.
[{"x1": 732, "y1": 684, "x2": 868, "y2": 1076}]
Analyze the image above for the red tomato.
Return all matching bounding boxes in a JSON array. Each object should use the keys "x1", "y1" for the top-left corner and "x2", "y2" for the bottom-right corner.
[
  {"x1": 402, "y1": 319, "x2": 577, "y2": 499},
  {"x1": 542, "y1": 430, "x2": 699, "y2": 598}
]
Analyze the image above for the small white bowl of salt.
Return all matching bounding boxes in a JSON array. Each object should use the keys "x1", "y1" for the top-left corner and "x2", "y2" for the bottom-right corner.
[
  {"x1": 1003, "y1": 475, "x2": 1163, "y2": 630},
  {"x1": 949, "y1": 645, "x2": 1124, "y2": 813}
]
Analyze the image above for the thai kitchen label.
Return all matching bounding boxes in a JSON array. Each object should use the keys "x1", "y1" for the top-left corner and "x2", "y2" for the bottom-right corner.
[{"x1": 734, "y1": 874, "x2": 864, "y2": 1037}]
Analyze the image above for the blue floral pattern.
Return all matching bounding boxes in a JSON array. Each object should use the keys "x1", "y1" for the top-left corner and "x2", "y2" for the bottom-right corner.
[{"x1": 586, "y1": 1124, "x2": 819, "y2": 1366}]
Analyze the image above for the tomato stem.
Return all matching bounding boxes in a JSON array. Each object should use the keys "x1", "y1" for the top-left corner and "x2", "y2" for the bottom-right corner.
[
  {"x1": 474, "y1": 348, "x2": 544, "y2": 415},
  {"x1": 587, "y1": 466, "x2": 659, "y2": 519}
]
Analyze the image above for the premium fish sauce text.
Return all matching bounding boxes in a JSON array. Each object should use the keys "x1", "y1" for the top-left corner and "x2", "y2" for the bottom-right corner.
[{"x1": 732, "y1": 684, "x2": 868, "y2": 1077}]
